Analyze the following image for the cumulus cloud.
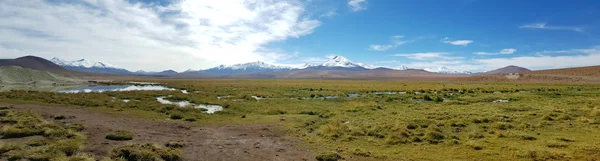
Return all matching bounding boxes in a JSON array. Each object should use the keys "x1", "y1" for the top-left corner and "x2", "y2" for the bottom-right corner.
[
  {"x1": 441, "y1": 37, "x2": 473, "y2": 46},
  {"x1": 0, "y1": 0, "x2": 320, "y2": 72},
  {"x1": 519, "y1": 23, "x2": 583, "y2": 32},
  {"x1": 348, "y1": 0, "x2": 367, "y2": 12},
  {"x1": 474, "y1": 48, "x2": 517, "y2": 55}
]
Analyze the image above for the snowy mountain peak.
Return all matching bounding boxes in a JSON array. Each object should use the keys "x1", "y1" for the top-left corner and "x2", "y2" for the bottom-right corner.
[
  {"x1": 213, "y1": 61, "x2": 293, "y2": 70},
  {"x1": 322, "y1": 56, "x2": 358, "y2": 68},
  {"x1": 50, "y1": 57, "x2": 119, "y2": 69},
  {"x1": 397, "y1": 65, "x2": 409, "y2": 70},
  {"x1": 425, "y1": 67, "x2": 472, "y2": 74}
]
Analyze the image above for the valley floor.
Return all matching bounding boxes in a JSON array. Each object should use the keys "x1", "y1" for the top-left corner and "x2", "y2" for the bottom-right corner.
[{"x1": 1, "y1": 103, "x2": 313, "y2": 161}]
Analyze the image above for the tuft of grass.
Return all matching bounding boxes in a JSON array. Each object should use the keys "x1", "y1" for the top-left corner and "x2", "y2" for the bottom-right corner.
[
  {"x1": 0, "y1": 143, "x2": 22, "y2": 154},
  {"x1": 0, "y1": 110, "x2": 9, "y2": 117},
  {"x1": 518, "y1": 135, "x2": 537, "y2": 141},
  {"x1": 492, "y1": 122, "x2": 514, "y2": 130},
  {"x1": 53, "y1": 115, "x2": 67, "y2": 120},
  {"x1": 1, "y1": 126, "x2": 44, "y2": 138},
  {"x1": 110, "y1": 143, "x2": 182, "y2": 161},
  {"x1": 105, "y1": 130, "x2": 133, "y2": 141},
  {"x1": 315, "y1": 152, "x2": 342, "y2": 161},
  {"x1": 165, "y1": 141, "x2": 186, "y2": 148},
  {"x1": 547, "y1": 143, "x2": 568, "y2": 149},
  {"x1": 67, "y1": 124, "x2": 86, "y2": 132},
  {"x1": 169, "y1": 113, "x2": 183, "y2": 120},
  {"x1": 68, "y1": 153, "x2": 96, "y2": 161}
]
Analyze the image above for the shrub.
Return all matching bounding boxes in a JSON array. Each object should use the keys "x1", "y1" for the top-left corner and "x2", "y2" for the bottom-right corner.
[
  {"x1": 110, "y1": 143, "x2": 182, "y2": 161},
  {"x1": 316, "y1": 152, "x2": 342, "y2": 161},
  {"x1": 105, "y1": 131, "x2": 133, "y2": 141}
]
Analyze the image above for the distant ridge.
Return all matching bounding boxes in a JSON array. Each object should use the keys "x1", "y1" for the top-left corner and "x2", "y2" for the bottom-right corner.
[{"x1": 483, "y1": 65, "x2": 531, "y2": 75}]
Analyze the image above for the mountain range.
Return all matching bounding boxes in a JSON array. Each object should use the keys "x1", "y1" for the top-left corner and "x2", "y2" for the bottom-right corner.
[
  {"x1": 8, "y1": 55, "x2": 532, "y2": 76},
  {"x1": 3, "y1": 55, "x2": 600, "y2": 82},
  {"x1": 50, "y1": 58, "x2": 178, "y2": 75},
  {"x1": 48, "y1": 55, "x2": 475, "y2": 75}
]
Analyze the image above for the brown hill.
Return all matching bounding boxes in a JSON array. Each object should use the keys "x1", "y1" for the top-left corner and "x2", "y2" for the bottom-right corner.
[
  {"x1": 482, "y1": 65, "x2": 531, "y2": 75},
  {"x1": 0, "y1": 56, "x2": 78, "y2": 76},
  {"x1": 525, "y1": 65, "x2": 600, "y2": 77}
]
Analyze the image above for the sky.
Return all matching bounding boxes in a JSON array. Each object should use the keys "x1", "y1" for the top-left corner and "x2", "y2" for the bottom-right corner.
[{"x1": 1, "y1": 0, "x2": 599, "y2": 72}]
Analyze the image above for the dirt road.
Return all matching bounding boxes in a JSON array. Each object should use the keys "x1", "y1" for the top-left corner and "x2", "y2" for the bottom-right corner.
[{"x1": 5, "y1": 104, "x2": 313, "y2": 161}]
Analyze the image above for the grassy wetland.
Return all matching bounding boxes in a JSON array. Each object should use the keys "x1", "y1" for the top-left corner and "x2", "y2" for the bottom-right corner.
[{"x1": 2, "y1": 80, "x2": 600, "y2": 160}]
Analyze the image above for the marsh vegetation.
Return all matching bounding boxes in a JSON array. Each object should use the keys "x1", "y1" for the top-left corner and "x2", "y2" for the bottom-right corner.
[{"x1": 1, "y1": 80, "x2": 600, "y2": 160}]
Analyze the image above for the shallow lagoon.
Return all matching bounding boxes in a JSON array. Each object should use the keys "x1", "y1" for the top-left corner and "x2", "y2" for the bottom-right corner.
[{"x1": 57, "y1": 85, "x2": 175, "y2": 93}]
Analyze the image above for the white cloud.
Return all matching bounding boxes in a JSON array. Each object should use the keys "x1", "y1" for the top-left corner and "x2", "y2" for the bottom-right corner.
[
  {"x1": 441, "y1": 37, "x2": 473, "y2": 46},
  {"x1": 474, "y1": 53, "x2": 600, "y2": 70},
  {"x1": 535, "y1": 47, "x2": 600, "y2": 56},
  {"x1": 319, "y1": 10, "x2": 337, "y2": 18},
  {"x1": 403, "y1": 46, "x2": 600, "y2": 72},
  {"x1": 474, "y1": 48, "x2": 517, "y2": 55},
  {"x1": 500, "y1": 48, "x2": 517, "y2": 54},
  {"x1": 392, "y1": 35, "x2": 405, "y2": 39},
  {"x1": 392, "y1": 52, "x2": 461, "y2": 60},
  {"x1": 0, "y1": 0, "x2": 320, "y2": 72},
  {"x1": 370, "y1": 45, "x2": 396, "y2": 51},
  {"x1": 348, "y1": 0, "x2": 367, "y2": 12},
  {"x1": 369, "y1": 35, "x2": 412, "y2": 51},
  {"x1": 519, "y1": 23, "x2": 583, "y2": 32}
]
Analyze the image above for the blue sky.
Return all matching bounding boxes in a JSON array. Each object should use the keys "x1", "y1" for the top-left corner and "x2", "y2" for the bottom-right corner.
[
  {"x1": 1, "y1": 0, "x2": 599, "y2": 72},
  {"x1": 273, "y1": 0, "x2": 600, "y2": 71}
]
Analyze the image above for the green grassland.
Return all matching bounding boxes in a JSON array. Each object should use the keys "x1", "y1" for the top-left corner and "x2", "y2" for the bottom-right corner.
[{"x1": 2, "y1": 80, "x2": 600, "y2": 160}]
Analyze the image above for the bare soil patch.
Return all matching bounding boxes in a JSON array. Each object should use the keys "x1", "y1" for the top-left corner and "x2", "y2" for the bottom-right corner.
[{"x1": 4, "y1": 104, "x2": 313, "y2": 161}]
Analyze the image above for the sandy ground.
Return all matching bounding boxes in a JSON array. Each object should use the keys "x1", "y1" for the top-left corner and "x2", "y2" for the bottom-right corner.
[{"x1": 3, "y1": 104, "x2": 313, "y2": 161}]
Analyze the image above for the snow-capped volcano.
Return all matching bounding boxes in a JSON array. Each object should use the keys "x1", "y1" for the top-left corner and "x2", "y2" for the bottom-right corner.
[
  {"x1": 51, "y1": 58, "x2": 118, "y2": 69},
  {"x1": 187, "y1": 61, "x2": 294, "y2": 75},
  {"x1": 424, "y1": 67, "x2": 472, "y2": 74},
  {"x1": 217, "y1": 61, "x2": 293, "y2": 70},
  {"x1": 302, "y1": 56, "x2": 370, "y2": 71},
  {"x1": 396, "y1": 65, "x2": 409, "y2": 70},
  {"x1": 51, "y1": 57, "x2": 132, "y2": 74}
]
